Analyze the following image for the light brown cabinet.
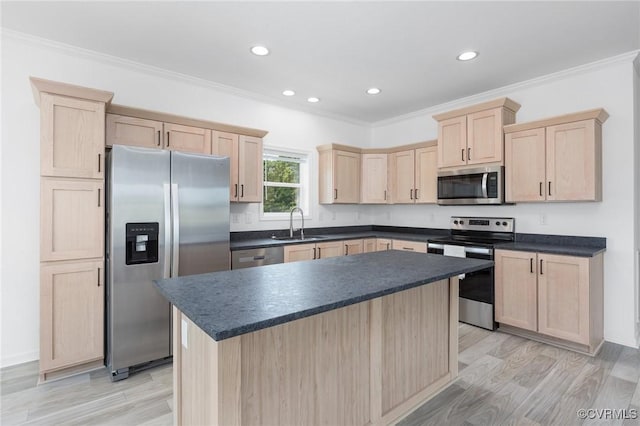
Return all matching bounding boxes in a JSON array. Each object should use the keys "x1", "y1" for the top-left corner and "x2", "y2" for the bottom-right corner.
[
  {"x1": 360, "y1": 153, "x2": 388, "y2": 204},
  {"x1": 363, "y1": 238, "x2": 377, "y2": 253},
  {"x1": 40, "y1": 260, "x2": 104, "y2": 373},
  {"x1": 31, "y1": 77, "x2": 114, "y2": 381},
  {"x1": 283, "y1": 240, "x2": 344, "y2": 263},
  {"x1": 40, "y1": 178, "x2": 105, "y2": 262},
  {"x1": 391, "y1": 240, "x2": 427, "y2": 253},
  {"x1": 504, "y1": 109, "x2": 607, "y2": 203},
  {"x1": 343, "y1": 239, "x2": 364, "y2": 256},
  {"x1": 211, "y1": 133, "x2": 263, "y2": 202},
  {"x1": 376, "y1": 239, "x2": 392, "y2": 251},
  {"x1": 390, "y1": 146, "x2": 438, "y2": 204},
  {"x1": 41, "y1": 93, "x2": 106, "y2": 179},
  {"x1": 317, "y1": 145, "x2": 361, "y2": 204},
  {"x1": 495, "y1": 249, "x2": 603, "y2": 354},
  {"x1": 434, "y1": 98, "x2": 520, "y2": 169},
  {"x1": 107, "y1": 114, "x2": 212, "y2": 154}
]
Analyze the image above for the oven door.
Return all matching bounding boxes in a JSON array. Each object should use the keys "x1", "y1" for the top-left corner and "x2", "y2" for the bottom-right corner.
[
  {"x1": 428, "y1": 244, "x2": 496, "y2": 330},
  {"x1": 437, "y1": 166, "x2": 503, "y2": 205}
]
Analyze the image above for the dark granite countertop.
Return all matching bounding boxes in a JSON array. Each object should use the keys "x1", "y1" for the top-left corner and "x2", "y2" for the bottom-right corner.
[
  {"x1": 154, "y1": 251, "x2": 493, "y2": 341},
  {"x1": 495, "y1": 242, "x2": 605, "y2": 257}
]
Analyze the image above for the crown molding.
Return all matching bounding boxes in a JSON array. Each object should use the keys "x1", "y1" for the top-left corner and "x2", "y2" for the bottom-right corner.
[
  {"x1": 2, "y1": 29, "x2": 369, "y2": 127},
  {"x1": 373, "y1": 49, "x2": 640, "y2": 128}
]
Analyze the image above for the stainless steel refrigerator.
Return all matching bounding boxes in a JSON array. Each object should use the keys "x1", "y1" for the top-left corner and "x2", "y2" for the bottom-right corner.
[{"x1": 106, "y1": 145, "x2": 230, "y2": 381}]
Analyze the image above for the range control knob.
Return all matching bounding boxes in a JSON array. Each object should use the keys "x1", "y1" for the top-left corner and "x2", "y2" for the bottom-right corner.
[
  {"x1": 495, "y1": 221, "x2": 501, "y2": 226},
  {"x1": 459, "y1": 220, "x2": 465, "y2": 225},
  {"x1": 453, "y1": 220, "x2": 459, "y2": 225},
  {"x1": 502, "y1": 221, "x2": 508, "y2": 226}
]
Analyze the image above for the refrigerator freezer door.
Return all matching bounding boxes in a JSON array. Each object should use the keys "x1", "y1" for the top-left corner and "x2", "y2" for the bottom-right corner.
[
  {"x1": 171, "y1": 151, "x2": 230, "y2": 275},
  {"x1": 107, "y1": 145, "x2": 172, "y2": 374}
]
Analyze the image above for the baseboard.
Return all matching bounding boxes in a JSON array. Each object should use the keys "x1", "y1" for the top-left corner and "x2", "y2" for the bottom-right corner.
[{"x1": 0, "y1": 351, "x2": 39, "y2": 369}]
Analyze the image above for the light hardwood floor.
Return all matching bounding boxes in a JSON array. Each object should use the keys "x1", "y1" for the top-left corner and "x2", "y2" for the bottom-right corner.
[{"x1": 2, "y1": 324, "x2": 639, "y2": 425}]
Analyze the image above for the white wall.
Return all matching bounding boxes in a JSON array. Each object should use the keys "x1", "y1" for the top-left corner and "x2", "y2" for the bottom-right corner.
[
  {"x1": 370, "y1": 54, "x2": 639, "y2": 348},
  {"x1": 0, "y1": 32, "x2": 372, "y2": 367},
  {"x1": 634, "y1": 55, "x2": 640, "y2": 342}
]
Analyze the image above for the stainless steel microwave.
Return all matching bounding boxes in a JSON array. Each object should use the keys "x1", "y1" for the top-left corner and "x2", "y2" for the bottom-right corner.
[{"x1": 437, "y1": 166, "x2": 504, "y2": 205}]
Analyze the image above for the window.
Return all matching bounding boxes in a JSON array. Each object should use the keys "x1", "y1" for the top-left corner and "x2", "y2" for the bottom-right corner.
[{"x1": 261, "y1": 148, "x2": 309, "y2": 218}]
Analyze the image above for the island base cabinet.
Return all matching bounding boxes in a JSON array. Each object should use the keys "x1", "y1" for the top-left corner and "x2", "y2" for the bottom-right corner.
[{"x1": 173, "y1": 277, "x2": 459, "y2": 426}]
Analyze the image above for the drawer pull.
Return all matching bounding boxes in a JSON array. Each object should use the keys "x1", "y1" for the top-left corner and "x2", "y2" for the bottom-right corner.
[
  {"x1": 467, "y1": 147, "x2": 471, "y2": 161},
  {"x1": 403, "y1": 247, "x2": 414, "y2": 251},
  {"x1": 167, "y1": 132, "x2": 170, "y2": 147},
  {"x1": 461, "y1": 148, "x2": 465, "y2": 161},
  {"x1": 345, "y1": 245, "x2": 349, "y2": 255},
  {"x1": 530, "y1": 258, "x2": 533, "y2": 273},
  {"x1": 540, "y1": 259, "x2": 544, "y2": 275},
  {"x1": 313, "y1": 248, "x2": 316, "y2": 260},
  {"x1": 157, "y1": 130, "x2": 161, "y2": 146}
]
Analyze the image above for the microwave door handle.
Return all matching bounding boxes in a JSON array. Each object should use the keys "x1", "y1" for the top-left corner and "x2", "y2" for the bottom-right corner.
[{"x1": 481, "y1": 173, "x2": 488, "y2": 198}]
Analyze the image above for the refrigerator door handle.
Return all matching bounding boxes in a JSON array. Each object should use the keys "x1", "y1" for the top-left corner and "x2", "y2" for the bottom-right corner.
[
  {"x1": 171, "y1": 183, "x2": 180, "y2": 277},
  {"x1": 163, "y1": 183, "x2": 171, "y2": 279}
]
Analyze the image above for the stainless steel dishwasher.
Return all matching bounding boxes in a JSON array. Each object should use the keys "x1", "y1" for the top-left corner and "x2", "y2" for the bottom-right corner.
[{"x1": 231, "y1": 247, "x2": 284, "y2": 269}]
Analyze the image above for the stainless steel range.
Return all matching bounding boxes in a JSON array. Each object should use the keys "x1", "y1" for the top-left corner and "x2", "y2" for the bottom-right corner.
[{"x1": 428, "y1": 216, "x2": 515, "y2": 330}]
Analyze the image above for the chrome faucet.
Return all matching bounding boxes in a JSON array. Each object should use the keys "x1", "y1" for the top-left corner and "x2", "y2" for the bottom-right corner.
[{"x1": 289, "y1": 207, "x2": 304, "y2": 239}]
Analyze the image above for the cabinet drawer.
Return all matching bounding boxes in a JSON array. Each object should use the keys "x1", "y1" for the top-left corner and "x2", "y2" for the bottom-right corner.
[{"x1": 392, "y1": 240, "x2": 427, "y2": 253}]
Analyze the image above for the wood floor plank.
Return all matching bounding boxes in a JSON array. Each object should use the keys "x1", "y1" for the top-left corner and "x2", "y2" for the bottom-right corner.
[
  {"x1": 622, "y1": 405, "x2": 640, "y2": 426},
  {"x1": 458, "y1": 330, "x2": 510, "y2": 365},
  {"x1": 588, "y1": 375, "x2": 636, "y2": 426},
  {"x1": 458, "y1": 325, "x2": 492, "y2": 353},
  {"x1": 611, "y1": 347, "x2": 640, "y2": 383}
]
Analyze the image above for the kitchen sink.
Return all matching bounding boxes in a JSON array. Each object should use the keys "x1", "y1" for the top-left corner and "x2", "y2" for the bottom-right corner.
[{"x1": 271, "y1": 235, "x2": 329, "y2": 241}]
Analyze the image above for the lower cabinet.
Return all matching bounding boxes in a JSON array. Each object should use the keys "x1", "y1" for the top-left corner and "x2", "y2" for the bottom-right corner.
[
  {"x1": 363, "y1": 238, "x2": 377, "y2": 253},
  {"x1": 376, "y1": 239, "x2": 392, "y2": 252},
  {"x1": 495, "y1": 249, "x2": 603, "y2": 354},
  {"x1": 40, "y1": 260, "x2": 104, "y2": 376},
  {"x1": 343, "y1": 239, "x2": 364, "y2": 256},
  {"x1": 392, "y1": 240, "x2": 428, "y2": 253},
  {"x1": 283, "y1": 241, "x2": 343, "y2": 263}
]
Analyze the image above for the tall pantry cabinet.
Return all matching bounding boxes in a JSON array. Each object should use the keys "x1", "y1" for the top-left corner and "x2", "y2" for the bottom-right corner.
[{"x1": 31, "y1": 77, "x2": 114, "y2": 382}]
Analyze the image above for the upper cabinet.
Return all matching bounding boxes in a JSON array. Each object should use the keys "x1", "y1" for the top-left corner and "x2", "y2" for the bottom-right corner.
[
  {"x1": 504, "y1": 109, "x2": 608, "y2": 203},
  {"x1": 317, "y1": 145, "x2": 361, "y2": 204},
  {"x1": 107, "y1": 114, "x2": 211, "y2": 155},
  {"x1": 361, "y1": 153, "x2": 388, "y2": 204},
  {"x1": 107, "y1": 106, "x2": 267, "y2": 203},
  {"x1": 434, "y1": 97, "x2": 520, "y2": 169},
  {"x1": 389, "y1": 142, "x2": 437, "y2": 204},
  {"x1": 211, "y1": 132, "x2": 264, "y2": 202},
  {"x1": 164, "y1": 123, "x2": 211, "y2": 154},
  {"x1": 40, "y1": 93, "x2": 107, "y2": 179}
]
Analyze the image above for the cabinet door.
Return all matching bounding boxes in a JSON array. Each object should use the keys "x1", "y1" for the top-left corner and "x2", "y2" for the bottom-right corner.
[
  {"x1": 363, "y1": 239, "x2": 377, "y2": 253},
  {"x1": 376, "y1": 239, "x2": 392, "y2": 251},
  {"x1": 106, "y1": 114, "x2": 163, "y2": 149},
  {"x1": 494, "y1": 250, "x2": 538, "y2": 331},
  {"x1": 546, "y1": 120, "x2": 599, "y2": 201},
  {"x1": 390, "y1": 150, "x2": 415, "y2": 204},
  {"x1": 284, "y1": 243, "x2": 316, "y2": 263},
  {"x1": 317, "y1": 241, "x2": 344, "y2": 259},
  {"x1": 466, "y1": 108, "x2": 503, "y2": 165},
  {"x1": 537, "y1": 254, "x2": 590, "y2": 344},
  {"x1": 212, "y1": 132, "x2": 240, "y2": 201},
  {"x1": 391, "y1": 240, "x2": 427, "y2": 253},
  {"x1": 361, "y1": 153, "x2": 388, "y2": 204},
  {"x1": 165, "y1": 123, "x2": 212, "y2": 155},
  {"x1": 505, "y1": 128, "x2": 546, "y2": 202},
  {"x1": 40, "y1": 260, "x2": 104, "y2": 372},
  {"x1": 438, "y1": 115, "x2": 467, "y2": 168},
  {"x1": 343, "y1": 239, "x2": 364, "y2": 256},
  {"x1": 238, "y1": 136, "x2": 263, "y2": 202},
  {"x1": 40, "y1": 93, "x2": 105, "y2": 179},
  {"x1": 41, "y1": 178, "x2": 104, "y2": 261},
  {"x1": 414, "y1": 146, "x2": 437, "y2": 204},
  {"x1": 334, "y1": 150, "x2": 361, "y2": 203}
]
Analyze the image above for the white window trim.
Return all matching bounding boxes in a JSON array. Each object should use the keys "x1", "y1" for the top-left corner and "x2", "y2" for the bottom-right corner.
[{"x1": 260, "y1": 145, "x2": 311, "y2": 221}]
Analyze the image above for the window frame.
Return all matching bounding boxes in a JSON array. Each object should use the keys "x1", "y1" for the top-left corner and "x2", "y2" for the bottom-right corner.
[{"x1": 260, "y1": 146, "x2": 310, "y2": 221}]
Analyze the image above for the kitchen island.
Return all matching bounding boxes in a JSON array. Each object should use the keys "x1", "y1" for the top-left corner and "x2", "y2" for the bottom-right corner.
[{"x1": 155, "y1": 251, "x2": 492, "y2": 426}]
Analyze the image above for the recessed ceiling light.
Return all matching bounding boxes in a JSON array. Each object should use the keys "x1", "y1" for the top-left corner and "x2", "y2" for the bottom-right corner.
[
  {"x1": 307, "y1": 97, "x2": 320, "y2": 103},
  {"x1": 366, "y1": 88, "x2": 381, "y2": 95},
  {"x1": 457, "y1": 51, "x2": 478, "y2": 61},
  {"x1": 282, "y1": 90, "x2": 295, "y2": 96},
  {"x1": 250, "y1": 45, "x2": 269, "y2": 56}
]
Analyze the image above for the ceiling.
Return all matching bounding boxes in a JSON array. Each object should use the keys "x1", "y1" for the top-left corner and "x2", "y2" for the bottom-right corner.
[{"x1": 2, "y1": 1, "x2": 639, "y2": 123}]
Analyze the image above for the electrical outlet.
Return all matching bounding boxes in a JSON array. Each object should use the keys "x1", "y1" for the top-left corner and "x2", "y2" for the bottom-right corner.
[
  {"x1": 540, "y1": 213, "x2": 547, "y2": 225},
  {"x1": 232, "y1": 214, "x2": 239, "y2": 224}
]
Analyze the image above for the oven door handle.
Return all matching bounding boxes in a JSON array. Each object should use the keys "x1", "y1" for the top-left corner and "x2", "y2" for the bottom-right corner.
[
  {"x1": 481, "y1": 173, "x2": 488, "y2": 198},
  {"x1": 427, "y1": 243, "x2": 444, "y2": 250},
  {"x1": 465, "y1": 247, "x2": 493, "y2": 256}
]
